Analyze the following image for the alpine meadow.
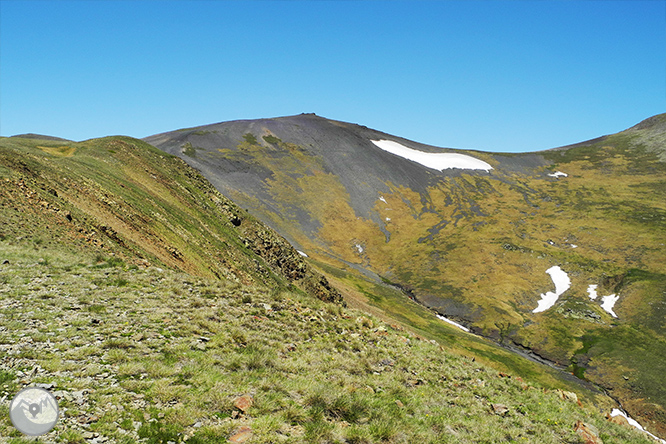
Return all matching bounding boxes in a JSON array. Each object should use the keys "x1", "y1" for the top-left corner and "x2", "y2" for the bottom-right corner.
[{"x1": 0, "y1": 112, "x2": 664, "y2": 443}]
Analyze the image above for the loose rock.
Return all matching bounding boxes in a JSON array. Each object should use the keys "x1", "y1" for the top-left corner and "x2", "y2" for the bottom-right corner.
[
  {"x1": 491, "y1": 403, "x2": 509, "y2": 416},
  {"x1": 234, "y1": 394, "x2": 253, "y2": 412},
  {"x1": 574, "y1": 420, "x2": 603, "y2": 444},
  {"x1": 228, "y1": 426, "x2": 252, "y2": 443}
]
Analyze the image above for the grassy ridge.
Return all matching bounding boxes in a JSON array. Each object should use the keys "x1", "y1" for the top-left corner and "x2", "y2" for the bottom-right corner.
[
  {"x1": 0, "y1": 242, "x2": 654, "y2": 443},
  {"x1": 0, "y1": 136, "x2": 340, "y2": 302}
]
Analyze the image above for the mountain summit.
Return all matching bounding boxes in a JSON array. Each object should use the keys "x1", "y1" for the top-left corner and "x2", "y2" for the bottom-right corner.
[{"x1": 146, "y1": 113, "x2": 666, "y2": 437}]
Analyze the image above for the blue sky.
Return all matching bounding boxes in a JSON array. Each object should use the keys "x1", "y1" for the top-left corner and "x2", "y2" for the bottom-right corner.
[{"x1": 1, "y1": 1, "x2": 664, "y2": 152}]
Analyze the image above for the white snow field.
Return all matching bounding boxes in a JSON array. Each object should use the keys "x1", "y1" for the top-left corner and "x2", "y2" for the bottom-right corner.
[
  {"x1": 532, "y1": 266, "x2": 571, "y2": 313},
  {"x1": 436, "y1": 314, "x2": 471, "y2": 332},
  {"x1": 548, "y1": 171, "x2": 568, "y2": 178},
  {"x1": 379, "y1": 195, "x2": 388, "y2": 204},
  {"x1": 601, "y1": 294, "x2": 620, "y2": 318},
  {"x1": 588, "y1": 284, "x2": 622, "y2": 317},
  {"x1": 297, "y1": 250, "x2": 308, "y2": 257},
  {"x1": 611, "y1": 409, "x2": 666, "y2": 443},
  {"x1": 371, "y1": 140, "x2": 493, "y2": 172}
]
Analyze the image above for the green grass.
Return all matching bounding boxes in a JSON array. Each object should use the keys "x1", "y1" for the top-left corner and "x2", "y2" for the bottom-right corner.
[
  {"x1": 1, "y1": 130, "x2": 664, "y2": 442},
  {"x1": 263, "y1": 134, "x2": 282, "y2": 145},
  {"x1": 0, "y1": 135, "x2": 341, "y2": 307},
  {"x1": 215, "y1": 128, "x2": 666, "y2": 435},
  {"x1": 243, "y1": 133, "x2": 258, "y2": 145},
  {"x1": 0, "y1": 244, "x2": 655, "y2": 443}
]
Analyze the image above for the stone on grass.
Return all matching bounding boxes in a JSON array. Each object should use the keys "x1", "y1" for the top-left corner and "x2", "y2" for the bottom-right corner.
[
  {"x1": 228, "y1": 426, "x2": 252, "y2": 443},
  {"x1": 491, "y1": 403, "x2": 509, "y2": 416},
  {"x1": 234, "y1": 394, "x2": 253, "y2": 412},
  {"x1": 574, "y1": 420, "x2": 603, "y2": 444},
  {"x1": 557, "y1": 389, "x2": 579, "y2": 403},
  {"x1": 608, "y1": 413, "x2": 630, "y2": 427}
]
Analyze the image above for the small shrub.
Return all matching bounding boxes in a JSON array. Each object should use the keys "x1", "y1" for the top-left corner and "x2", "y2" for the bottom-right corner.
[
  {"x1": 118, "y1": 418, "x2": 134, "y2": 431},
  {"x1": 345, "y1": 425, "x2": 372, "y2": 444},
  {"x1": 282, "y1": 404, "x2": 308, "y2": 425},
  {"x1": 263, "y1": 134, "x2": 281, "y2": 145},
  {"x1": 304, "y1": 408, "x2": 335, "y2": 442},
  {"x1": 108, "y1": 277, "x2": 128, "y2": 287},
  {"x1": 242, "y1": 133, "x2": 257, "y2": 145},
  {"x1": 103, "y1": 338, "x2": 132, "y2": 350},
  {"x1": 57, "y1": 429, "x2": 86, "y2": 444},
  {"x1": 0, "y1": 369, "x2": 15, "y2": 385},
  {"x1": 92, "y1": 256, "x2": 125, "y2": 269},
  {"x1": 243, "y1": 345, "x2": 276, "y2": 371},
  {"x1": 369, "y1": 419, "x2": 396, "y2": 441}
]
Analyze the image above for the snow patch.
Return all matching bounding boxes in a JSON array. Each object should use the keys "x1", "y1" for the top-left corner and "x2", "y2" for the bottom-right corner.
[
  {"x1": 611, "y1": 409, "x2": 666, "y2": 443},
  {"x1": 548, "y1": 171, "x2": 568, "y2": 178},
  {"x1": 588, "y1": 284, "x2": 622, "y2": 317},
  {"x1": 532, "y1": 266, "x2": 571, "y2": 313},
  {"x1": 436, "y1": 314, "x2": 470, "y2": 332},
  {"x1": 611, "y1": 409, "x2": 644, "y2": 430},
  {"x1": 601, "y1": 294, "x2": 620, "y2": 318},
  {"x1": 570, "y1": 244, "x2": 578, "y2": 249},
  {"x1": 371, "y1": 140, "x2": 492, "y2": 172},
  {"x1": 355, "y1": 244, "x2": 364, "y2": 254},
  {"x1": 385, "y1": 217, "x2": 391, "y2": 221},
  {"x1": 379, "y1": 196, "x2": 388, "y2": 204},
  {"x1": 297, "y1": 250, "x2": 308, "y2": 258}
]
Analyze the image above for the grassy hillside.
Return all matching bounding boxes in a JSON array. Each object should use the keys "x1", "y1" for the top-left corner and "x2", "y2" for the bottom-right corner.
[
  {"x1": 0, "y1": 135, "x2": 340, "y2": 303},
  {"x1": 0, "y1": 242, "x2": 655, "y2": 443},
  {"x1": 144, "y1": 114, "x2": 666, "y2": 438}
]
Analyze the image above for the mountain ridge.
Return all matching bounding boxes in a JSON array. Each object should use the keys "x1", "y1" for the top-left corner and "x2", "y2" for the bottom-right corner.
[
  {"x1": 0, "y1": 134, "x2": 342, "y2": 304},
  {"x1": 1, "y1": 120, "x2": 663, "y2": 442},
  {"x1": 145, "y1": 112, "x2": 666, "y2": 437}
]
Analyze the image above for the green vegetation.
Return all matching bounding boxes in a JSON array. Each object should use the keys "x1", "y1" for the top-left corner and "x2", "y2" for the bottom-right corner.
[
  {"x1": 182, "y1": 142, "x2": 197, "y2": 157},
  {"x1": 0, "y1": 243, "x2": 654, "y2": 443},
  {"x1": 0, "y1": 135, "x2": 340, "y2": 303},
  {"x1": 2, "y1": 118, "x2": 665, "y2": 442},
  {"x1": 152, "y1": 116, "x2": 666, "y2": 437},
  {"x1": 243, "y1": 133, "x2": 258, "y2": 145},
  {"x1": 263, "y1": 134, "x2": 282, "y2": 145}
]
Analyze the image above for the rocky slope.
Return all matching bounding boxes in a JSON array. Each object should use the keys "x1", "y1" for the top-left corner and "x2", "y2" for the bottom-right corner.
[
  {"x1": 0, "y1": 135, "x2": 341, "y2": 304},
  {"x1": 0, "y1": 239, "x2": 655, "y2": 443},
  {"x1": 145, "y1": 113, "x2": 666, "y2": 437}
]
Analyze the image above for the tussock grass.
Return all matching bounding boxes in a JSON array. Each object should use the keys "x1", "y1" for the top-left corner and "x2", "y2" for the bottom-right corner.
[{"x1": 0, "y1": 244, "x2": 654, "y2": 443}]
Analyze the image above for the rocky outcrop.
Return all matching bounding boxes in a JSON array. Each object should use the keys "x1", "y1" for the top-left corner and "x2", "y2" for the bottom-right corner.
[{"x1": 237, "y1": 223, "x2": 344, "y2": 305}]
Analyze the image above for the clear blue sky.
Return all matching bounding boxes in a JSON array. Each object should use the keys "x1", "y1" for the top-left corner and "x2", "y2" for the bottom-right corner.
[{"x1": 1, "y1": 0, "x2": 664, "y2": 152}]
